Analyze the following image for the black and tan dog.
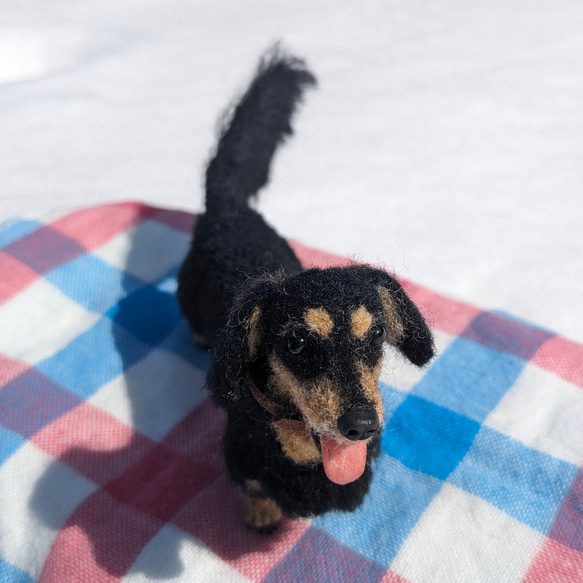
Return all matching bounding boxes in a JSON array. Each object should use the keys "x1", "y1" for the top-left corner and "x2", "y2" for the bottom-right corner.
[{"x1": 177, "y1": 49, "x2": 435, "y2": 533}]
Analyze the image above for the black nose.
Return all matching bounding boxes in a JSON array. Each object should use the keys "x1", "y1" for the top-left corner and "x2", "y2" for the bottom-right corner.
[{"x1": 337, "y1": 410, "x2": 380, "y2": 441}]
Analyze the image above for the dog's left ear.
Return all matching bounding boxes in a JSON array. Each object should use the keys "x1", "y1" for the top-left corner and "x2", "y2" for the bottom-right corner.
[
  {"x1": 207, "y1": 276, "x2": 277, "y2": 407},
  {"x1": 354, "y1": 266, "x2": 435, "y2": 367}
]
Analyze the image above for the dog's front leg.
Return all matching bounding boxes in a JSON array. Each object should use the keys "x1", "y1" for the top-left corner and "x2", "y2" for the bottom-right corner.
[{"x1": 243, "y1": 492, "x2": 282, "y2": 534}]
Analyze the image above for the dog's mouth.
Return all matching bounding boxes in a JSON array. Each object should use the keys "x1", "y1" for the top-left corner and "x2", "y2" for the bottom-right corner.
[
  {"x1": 311, "y1": 431, "x2": 368, "y2": 486},
  {"x1": 247, "y1": 366, "x2": 370, "y2": 485}
]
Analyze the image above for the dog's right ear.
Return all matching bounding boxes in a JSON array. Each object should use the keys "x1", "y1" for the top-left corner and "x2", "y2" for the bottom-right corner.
[
  {"x1": 346, "y1": 265, "x2": 435, "y2": 367},
  {"x1": 207, "y1": 277, "x2": 276, "y2": 407}
]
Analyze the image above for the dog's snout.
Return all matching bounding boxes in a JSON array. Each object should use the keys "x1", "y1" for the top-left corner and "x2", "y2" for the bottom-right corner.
[{"x1": 337, "y1": 410, "x2": 379, "y2": 441}]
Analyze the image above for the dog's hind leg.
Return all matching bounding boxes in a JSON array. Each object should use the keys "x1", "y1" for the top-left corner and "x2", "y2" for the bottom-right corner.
[
  {"x1": 191, "y1": 329, "x2": 211, "y2": 350},
  {"x1": 243, "y1": 493, "x2": 283, "y2": 534}
]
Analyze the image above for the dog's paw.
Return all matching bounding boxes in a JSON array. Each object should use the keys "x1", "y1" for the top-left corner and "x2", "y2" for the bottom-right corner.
[{"x1": 243, "y1": 494, "x2": 282, "y2": 534}]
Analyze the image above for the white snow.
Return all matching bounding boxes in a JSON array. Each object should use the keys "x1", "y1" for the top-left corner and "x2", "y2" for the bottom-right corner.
[{"x1": 1, "y1": 0, "x2": 582, "y2": 341}]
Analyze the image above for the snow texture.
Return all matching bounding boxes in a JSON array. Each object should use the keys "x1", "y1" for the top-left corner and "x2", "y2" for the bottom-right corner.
[{"x1": 1, "y1": 0, "x2": 582, "y2": 341}]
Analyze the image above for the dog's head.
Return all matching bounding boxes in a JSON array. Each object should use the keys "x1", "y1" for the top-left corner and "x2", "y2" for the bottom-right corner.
[{"x1": 209, "y1": 264, "x2": 434, "y2": 484}]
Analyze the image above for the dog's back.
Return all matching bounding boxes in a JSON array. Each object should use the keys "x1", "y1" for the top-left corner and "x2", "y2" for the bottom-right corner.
[{"x1": 177, "y1": 49, "x2": 316, "y2": 345}]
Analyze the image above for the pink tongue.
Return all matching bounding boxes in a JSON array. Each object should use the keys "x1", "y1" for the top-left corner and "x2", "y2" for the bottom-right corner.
[{"x1": 319, "y1": 435, "x2": 367, "y2": 485}]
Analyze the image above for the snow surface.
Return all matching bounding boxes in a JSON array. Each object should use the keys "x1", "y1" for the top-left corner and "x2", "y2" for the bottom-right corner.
[{"x1": 1, "y1": 0, "x2": 582, "y2": 341}]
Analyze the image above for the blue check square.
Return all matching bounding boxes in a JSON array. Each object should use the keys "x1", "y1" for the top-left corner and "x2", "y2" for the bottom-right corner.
[
  {"x1": 449, "y1": 427, "x2": 578, "y2": 533},
  {"x1": 107, "y1": 286, "x2": 182, "y2": 347},
  {"x1": 314, "y1": 455, "x2": 442, "y2": 566},
  {"x1": 0, "y1": 219, "x2": 42, "y2": 248},
  {"x1": 37, "y1": 318, "x2": 151, "y2": 398},
  {"x1": 0, "y1": 425, "x2": 26, "y2": 464},
  {"x1": 46, "y1": 254, "x2": 144, "y2": 314},
  {"x1": 379, "y1": 383, "x2": 408, "y2": 421},
  {"x1": 412, "y1": 337, "x2": 526, "y2": 423},
  {"x1": 382, "y1": 395, "x2": 481, "y2": 481},
  {"x1": 0, "y1": 558, "x2": 34, "y2": 583},
  {"x1": 158, "y1": 320, "x2": 210, "y2": 370}
]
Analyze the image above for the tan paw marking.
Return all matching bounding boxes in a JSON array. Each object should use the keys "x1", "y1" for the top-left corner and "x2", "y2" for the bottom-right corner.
[
  {"x1": 243, "y1": 495, "x2": 282, "y2": 533},
  {"x1": 245, "y1": 479, "x2": 263, "y2": 493}
]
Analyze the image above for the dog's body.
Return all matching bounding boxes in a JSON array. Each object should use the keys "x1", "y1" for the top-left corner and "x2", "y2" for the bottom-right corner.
[{"x1": 177, "y1": 50, "x2": 435, "y2": 532}]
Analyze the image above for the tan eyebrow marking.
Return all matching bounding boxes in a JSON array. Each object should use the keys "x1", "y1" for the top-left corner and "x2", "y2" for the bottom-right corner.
[
  {"x1": 304, "y1": 307, "x2": 334, "y2": 338},
  {"x1": 350, "y1": 306, "x2": 373, "y2": 339},
  {"x1": 247, "y1": 306, "x2": 262, "y2": 357}
]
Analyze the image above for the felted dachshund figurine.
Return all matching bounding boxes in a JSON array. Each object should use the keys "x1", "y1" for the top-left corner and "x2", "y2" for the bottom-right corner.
[{"x1": 177, "y1": 48, "x2": 435, "y2": 533}]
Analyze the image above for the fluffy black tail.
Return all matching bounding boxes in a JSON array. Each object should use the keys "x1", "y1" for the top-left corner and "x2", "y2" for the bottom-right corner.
[{"x1": 205, "y1": 47, "x2": 316, "y2": 211}]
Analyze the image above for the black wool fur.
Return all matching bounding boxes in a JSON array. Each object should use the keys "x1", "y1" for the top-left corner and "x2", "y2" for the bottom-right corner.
[{"x1": 177, "y1": 48, "x2": 435, "y2": 532}]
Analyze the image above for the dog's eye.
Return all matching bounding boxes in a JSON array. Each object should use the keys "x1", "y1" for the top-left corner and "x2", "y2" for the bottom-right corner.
[
  {"x1": 287, "y1": 335, "x2": 306, "y2": 355},
  {"x1": 370, "y1": 325, "x2": 386, "y2": 345}
]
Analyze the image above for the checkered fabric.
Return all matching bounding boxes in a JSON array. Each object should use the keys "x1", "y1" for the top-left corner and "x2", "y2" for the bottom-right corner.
[{"x1": 0, "y1": 202, "x2": 582, "y2": 583}]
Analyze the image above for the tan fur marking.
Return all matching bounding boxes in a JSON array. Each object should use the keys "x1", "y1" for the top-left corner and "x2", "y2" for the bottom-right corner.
[
  {"x1": 357, "y1": 361, "x2": 384, "y2": 424},
  {"x1": 245, "y1": 479, "x2": 262, "y2": 493},
  {"x1": 304, "y1": 307, "x2": 334, "y2": 338},
  {"x1": 273, "y1": 424, "x2": 321, "y2": 465},
  {"x1": 376, "y1": 286, "x2": 405, "y2": 343},
  {"x1": 193, "y1": 332, "x2": 211, "y2": 348},
  {"x1": 305, "y1": 377, "x2": 342, "y2": 426},
  {"x1": 350, "y1": 306, "x2": 373, "y2": 339},
  {"x1": 270, "y1": 358, "x2": 340, "y2": 430},
  {"x1": 246, "y1": 306, "x2": 262, "y2": 357},
  {"x1": 243, "y1": 495, "x2": 282, "y2": 531}
]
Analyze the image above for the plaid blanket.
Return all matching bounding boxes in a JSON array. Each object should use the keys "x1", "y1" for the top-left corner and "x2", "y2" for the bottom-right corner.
[{"x1": 0, "y1": 202, "x2": 581, "y2": 583}]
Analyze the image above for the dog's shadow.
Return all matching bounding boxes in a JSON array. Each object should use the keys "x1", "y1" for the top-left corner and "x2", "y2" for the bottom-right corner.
[{"x1": 30, "y1": 213, "x2": 293, "y2": 579}]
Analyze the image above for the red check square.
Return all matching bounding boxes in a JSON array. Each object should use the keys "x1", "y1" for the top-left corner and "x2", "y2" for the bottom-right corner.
[
  {"x1": 105, "y1": 444, "x2": 220, "y2": 522},
  {"x1": 31, "y1": 402, "x2": 156, "y2": 485},
  {"x1": 0, "y1": 251, "x2": 39, "y2": 305}
]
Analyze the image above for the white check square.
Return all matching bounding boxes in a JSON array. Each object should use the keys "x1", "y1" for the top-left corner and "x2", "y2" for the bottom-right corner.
[
  {"x1": 485, "y1": 362, "x2": 583, "y2": 466},
  {"x1": 90, "y1": 348, "x2": 207, "y2": 441},
  {"x1": 391, "y1": 484, "x2": 543, "y2": 583},
  {"x1": 0, "y1": 442, "x2": 97, "y2": 580},
  {"x1": 94, "y1": 220, "x2": 191, "y2": 283},
  {"x1": 123, "y1": 524, "x2": 250, "y2": 582},
  {"x1": 0, "y1": 278, "x2": 99, "y2": 364}
]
